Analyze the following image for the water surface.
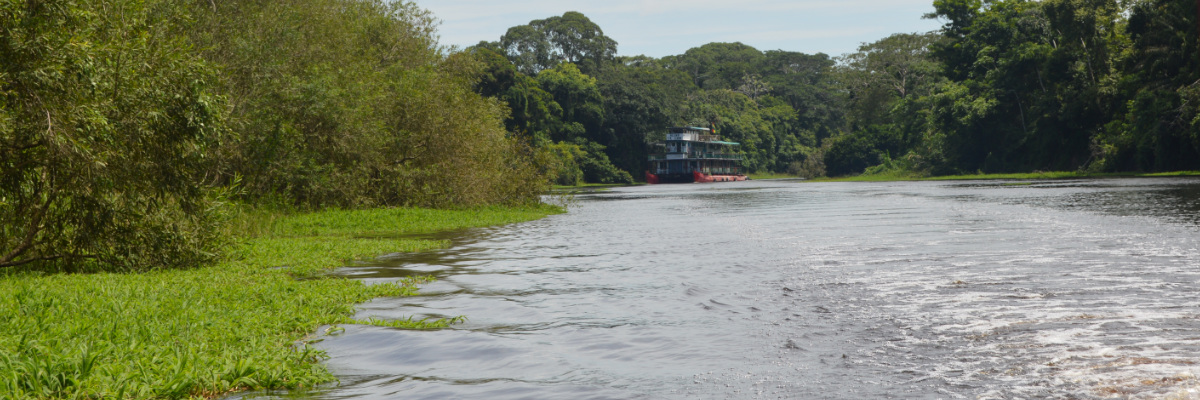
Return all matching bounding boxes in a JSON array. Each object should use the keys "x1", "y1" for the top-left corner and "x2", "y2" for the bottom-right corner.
[{"x1": 253, "y1": 177, "x2": 1200, "y2": 399}]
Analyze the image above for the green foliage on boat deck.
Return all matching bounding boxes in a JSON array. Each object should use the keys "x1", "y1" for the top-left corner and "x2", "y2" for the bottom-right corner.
[{"x1": 0, "y1": 205, "x2": 559, "y2": 399}]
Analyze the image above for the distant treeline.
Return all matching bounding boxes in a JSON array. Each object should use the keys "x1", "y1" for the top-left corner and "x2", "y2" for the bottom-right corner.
[
  {"x1": 469, "y1": 12, "x2": 837, "y2": 183},
  {"x1": 468, "y1": 0, "x2": 1198, "y2": 180},
  {"x1": 1, "y1": 0, "x2": 546, "y2": 272}
]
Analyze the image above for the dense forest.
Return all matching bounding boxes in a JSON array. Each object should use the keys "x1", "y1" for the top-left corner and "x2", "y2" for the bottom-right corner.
[
  {"x1": 469, "y1": 13, "x2": 838, "y2": 183},
  {"x1": 1, "y1": 0, "x2": 546, "y2": 272},
  {"x1": 468, "y1": 0, "x2": 1199, "y2": 181},
  {"x1": 2, "y1": 0, "x2": 1198, "y2": 272}
]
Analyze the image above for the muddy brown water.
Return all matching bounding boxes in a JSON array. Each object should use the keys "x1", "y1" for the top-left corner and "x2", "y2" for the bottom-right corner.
[{"x1": 240, "y1": 177, "x2": 1200, "y2": 399}]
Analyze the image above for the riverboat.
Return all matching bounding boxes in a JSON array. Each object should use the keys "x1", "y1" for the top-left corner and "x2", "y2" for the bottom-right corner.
[{"x1": 645, "y1": 126, "x2": 747, "y2": 184}]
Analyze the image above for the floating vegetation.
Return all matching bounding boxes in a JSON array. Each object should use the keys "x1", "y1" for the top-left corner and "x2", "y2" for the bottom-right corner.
[{"x1": 0, "y1": 205, "x2": 558, "y2": 399}]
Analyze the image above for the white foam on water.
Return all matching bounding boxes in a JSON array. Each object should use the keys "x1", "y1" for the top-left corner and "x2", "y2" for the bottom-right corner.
[{"x1": 851, "y1": 184, "x2": 1200, "y2": 399}]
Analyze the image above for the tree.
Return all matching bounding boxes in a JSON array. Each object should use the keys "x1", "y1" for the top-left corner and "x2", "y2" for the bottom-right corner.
[
  {"x1": 841, "y1": 33, "x2": 943, "y2": 102},
  {"x1": 191, "y1": 0, "x2": 547, "y2": 207},
  {"x1": 927, "y1": 0, "x2": 985, "y2": 81},
  {"x1": 662, "y1": 42, "x2": 764, "y2": 89},
  {"x1": 500, "y1": 12, "x2": 618, "y2": 75},
  {"x1": 500, "y1": 25, "x2": 555, "y2": 75},
  {"x1": 1096, "y1": 0, "x2": 1200, "y2": 171},
  {"x1": 1, "y1": 0, "x2": 225, "y2": 271},
  {"x1": 660, "y1": 44, "x2": 828, "y2": 174},
  {"x1": 830, "y1": 32, "x2": 944, "y2": 173},
  {"x1": 536, "y1": 63, "x2": 605, "y2": 143},
  {"x1": 681, "y1": 90, "x2": 779, "y2": 172},
  {"x1": 471, "y1": 46, "x2": 559, "y2": 145},
  {"x1": 824, "y1": 125, "x2": 906, "y2": 176},
  {"x1": 758, "y1": 51, "x2": 842, "y2": 144},
  {"x1": 757, "y1": 96, "x2": 814, "y2": 171},
  {"x1": 922, "y1": 0, "x2": 1126, "y2": 173},
  {"x1": 573, "y1": 139, "x2": 634, "y2": 184},
  {"x1": 736, "y1": 74, "x2": 772, "y2": 101},
  {"x1": 595, "y1": 58, "x2": 698, "y2": 176}
]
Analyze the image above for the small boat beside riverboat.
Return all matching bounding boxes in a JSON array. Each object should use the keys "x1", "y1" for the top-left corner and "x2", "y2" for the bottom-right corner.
[{"x1": 645, "y1": 126, "x2": 747, "y2": 184}]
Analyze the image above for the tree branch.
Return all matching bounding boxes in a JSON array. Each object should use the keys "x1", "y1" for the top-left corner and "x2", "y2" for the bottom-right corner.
[
  {"x1": 0, "y1": 254, "x2": 87, "y2": 269},
  {"x1": 0, "y1": 179, "x2": 55, "y2": 266},
  {"x1": 16, "y1": 139, "x2": 44, "y2": 151}
]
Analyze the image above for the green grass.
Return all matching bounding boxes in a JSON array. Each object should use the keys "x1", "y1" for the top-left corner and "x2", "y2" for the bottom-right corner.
[
  {"x1": 1140, "y1": 171, "x2": 1200, "y2": 177},
  {"x1": 0, "y1": 204, "x2": 560, "y2": 399},
  {"x1": 925, "y1": 171, "x2": 1093, "y2": 180},
  {"x1": 811, "y1": 170, "x2": 1200, "y2": 183},
  {"x1": 746, "y1": 172, "x2": 798, "y2": 180},
  {"x1": 551, "y1": 182, "x2": 641, "y2": 190},
  {"x1": 806, "y1": 171, "x2": 925, "y2": 182}
]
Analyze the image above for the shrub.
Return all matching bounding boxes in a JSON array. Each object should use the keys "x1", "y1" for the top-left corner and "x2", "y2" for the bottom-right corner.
[{"x1": 1, "y1": 0, "x2": 226, "y2": 272}]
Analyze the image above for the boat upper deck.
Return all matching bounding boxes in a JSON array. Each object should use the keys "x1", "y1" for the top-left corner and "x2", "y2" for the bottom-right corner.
[
  {"x1": 664, "y1": 127, "x2": 734, "y2": 144},
  {"x1": 649, "y1": 126, "x2": 742, "y2": 162}
]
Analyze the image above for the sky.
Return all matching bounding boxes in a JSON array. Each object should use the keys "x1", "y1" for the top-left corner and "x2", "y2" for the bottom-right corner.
[{"x1": 414, "y1": 0, "x2": 946, "y2": 59}]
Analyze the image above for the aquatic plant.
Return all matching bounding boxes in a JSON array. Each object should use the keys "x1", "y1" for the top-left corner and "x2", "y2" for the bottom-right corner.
[{"x1": 0, "y1": 205, "x2": 558, "y2": 399}]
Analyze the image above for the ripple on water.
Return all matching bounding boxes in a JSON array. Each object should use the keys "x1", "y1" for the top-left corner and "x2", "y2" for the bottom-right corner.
[{"x1": 236, "y1": 178, "x2": 1200, "y2": 400}]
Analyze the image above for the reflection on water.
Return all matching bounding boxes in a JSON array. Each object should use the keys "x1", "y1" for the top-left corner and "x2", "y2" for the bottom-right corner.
[{"x1": 239, "y1": 177, "x2": 1200, "y2": 399}]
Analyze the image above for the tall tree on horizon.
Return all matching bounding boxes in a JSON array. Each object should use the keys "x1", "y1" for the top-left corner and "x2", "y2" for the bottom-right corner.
[{"x1": 499, "y1": 11, "x2": 618, "y2": 75}]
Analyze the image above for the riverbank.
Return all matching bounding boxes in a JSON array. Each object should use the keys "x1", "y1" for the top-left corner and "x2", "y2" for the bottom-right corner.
[
  {"x1": 552, "y1": 182, "x2": 642, "y2": 190},
  {"x1": 0, "y1": 205, "x2": 560, "y2": 399},
  {"x1": 809, "y1": 170, "x2": 1200, "y2": 182},
  {"x1": 746, "y1": 172, "x2": 799, "y2": 180}
]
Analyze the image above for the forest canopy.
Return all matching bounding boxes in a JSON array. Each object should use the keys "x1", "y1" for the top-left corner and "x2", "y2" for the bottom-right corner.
[{"x1": 470, "y1": 1, "x2": 1198, "y2": 181}]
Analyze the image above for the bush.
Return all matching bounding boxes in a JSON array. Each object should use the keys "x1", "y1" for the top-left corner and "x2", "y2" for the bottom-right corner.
[
  {"x1": 574, "y1": 139, "x2": 634, "y2": 184},
  {"x1": 543, "y1": 142, "x2": 584, "y2": 186},
  {"x1": 823, "y1": 124, "x2": 905, "y2": 176},
  {"x1": 190, "y1": 0, "x2": 548, "y2": 208},
  {"x1": 541, "y1": 140, "x2": 632, "y2": 185},
  {"x1": 1, "y1": 0, "x2": 226, "y2": 272},
  {"x1": 787, "y1": 148, "x2": 827, "y2": 179}
]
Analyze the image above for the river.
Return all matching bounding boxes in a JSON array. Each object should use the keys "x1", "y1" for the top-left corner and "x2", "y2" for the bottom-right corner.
[{"x1": 253, "y1": 177, "x2": 1200, "y2": 399}]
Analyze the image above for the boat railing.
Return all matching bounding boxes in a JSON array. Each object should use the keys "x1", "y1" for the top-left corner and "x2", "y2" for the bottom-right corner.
[
  {"x1": 699, "y1": 152, "x2": 742, "y2": 160},
  {"x1": 648, "y1": 153, "x2": 742, "y2": 160},
  {"x1": 700, "y1": 168, "x2": 743, "y2": 174},
  {"x1": 652, "y1": 166, "x2": 743, "y2": 174}
]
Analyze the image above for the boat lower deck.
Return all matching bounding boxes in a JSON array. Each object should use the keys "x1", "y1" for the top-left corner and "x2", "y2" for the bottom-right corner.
[{"x1": 646, "y1": 171, "x2": 747, "y2": 184}]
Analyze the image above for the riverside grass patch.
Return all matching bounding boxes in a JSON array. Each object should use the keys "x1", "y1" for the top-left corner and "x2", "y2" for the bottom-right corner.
[
  {"x1": 811, "y1": 171, "x2": 1200, "y2": 183},
  {"x1": 0, "y1": 205, "x2": 560, "y2": 399}
]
